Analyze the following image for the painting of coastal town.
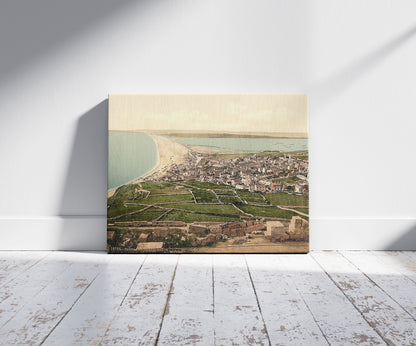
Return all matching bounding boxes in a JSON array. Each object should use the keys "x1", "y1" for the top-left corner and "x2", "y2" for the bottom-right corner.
[{"x1": 107, "y1": 94, "x2": 309, "y2": 253}]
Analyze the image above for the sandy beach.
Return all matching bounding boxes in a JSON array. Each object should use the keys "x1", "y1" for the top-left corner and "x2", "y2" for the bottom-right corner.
[{"x1": 135, "y1": 134, "x2": 189, "y2": 182}]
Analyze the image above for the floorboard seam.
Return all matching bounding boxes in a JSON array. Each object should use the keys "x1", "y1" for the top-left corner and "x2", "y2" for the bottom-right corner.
[
  {"x1": 310, "y1": 252, "x2": 389, "y2": 345},
  {"x1": 119, "y1": 255, "x2": 148, "y2": 307},
  {"x1": 39, "y1": 265, "x2": 104, "y2": 345},
  {"x1": 0, "y1": 252, "x2": 51, "y2": 289},
  {"x1": 0, "y1": 258, "x2": 74, "y2": 330},
  {"x1": 372, "y1": 251, "x2": 416, "y2": 286},
  {"x1": 339, "y1": 251, "x2": 416, "y2": 322},
  {"x1": 279, "y1": 256, "x2": 331, "y2": 346},
  {"x1": 243, "y1": 255, "x2": 272, "y2": 346},
  {"x1": 98, "y1": 255, "x2": 148, "y2": 344},
  {"x1": 154, "y1": 255, "x2": 180, "y2": 346}
]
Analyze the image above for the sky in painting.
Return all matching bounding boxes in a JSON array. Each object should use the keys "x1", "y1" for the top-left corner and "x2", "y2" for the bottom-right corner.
[{"x1": 109, "y1": 94, "x2": 307, "y2": 136}]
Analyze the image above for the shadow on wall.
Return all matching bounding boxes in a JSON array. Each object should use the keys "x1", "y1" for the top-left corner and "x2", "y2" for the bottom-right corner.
[
  {"x1": 306, "y1": 23, "x2": 416, "y2": 250},
  {"x1": 57, "y1": 100, "x2": 108, "y2": 250},
  {"x1": 0, "y1": 0, "x2": 138, "y2": 82},
  {"x1": 386, "y1": 223, "x2": 416, "y2": 251},
  {"x1": 307, "y1": 24, "x2": 416, "y2": 111},
  {"x1": 59, "y1": 100, "x2": 108, "y2": 216}
]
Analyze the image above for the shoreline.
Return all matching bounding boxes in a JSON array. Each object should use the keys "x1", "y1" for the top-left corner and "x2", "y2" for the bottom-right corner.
[
  {"x1": 108, "y1": 134, "x2": 189, "y2": 197},
  {"x1": 107, "y1": 135, "x2": 160, "y2": 197},
  {"x1": 132, "y1": 134, "x2": 161, "y2": 181},
  {"x1": 138, "y1": 134, "x2": 189, "y2": 181},
  {"x1": 107, "y1": 133, "x2": 308, "y2": 198}
]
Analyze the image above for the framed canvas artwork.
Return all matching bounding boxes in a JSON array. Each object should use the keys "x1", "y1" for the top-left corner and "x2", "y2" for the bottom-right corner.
[{"x1": 107, "y1": 94, "x2": 309, "y2": 253}]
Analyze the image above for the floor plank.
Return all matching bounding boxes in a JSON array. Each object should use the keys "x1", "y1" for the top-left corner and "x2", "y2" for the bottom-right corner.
[
  {"x1": 279, "y1": 254, "x2": 384, "y2": 345},
  {"x1": 0, "y1": 252, "x2": 73, "y2": 328},
  {"x1": 373, "y1": 251, "x2": 416, "y2": 283},
  {"x1": 0, "y1": 252, "x2": 50, "y2": 288},
  {"x1": 342, "y1": 251, "x2": 416, "y2": 320},
  {"x1": 43, "y1": 254, "x2": 146, "y2": 345},
  {"x1": 313, "y1": 251, "x2": 416, "y2": 345},
  {"x1": 213, "y1": 254, "x2": 270, "y2": 345},
  {"x1": 0, "y1": 251, "x2": 414, "y2": 345},
  {"x1": 0, "y1": 252, "x2": 108, "y2": 345},
  {"x1": 157, "y1": 254, "x2": 214, "y2": 345},
  {"x1": 100, "y1": 254, "x2": 179, "y2": 345},
  {"x1": 245, "y1": 254, "x2": 327, "y2": 345}
]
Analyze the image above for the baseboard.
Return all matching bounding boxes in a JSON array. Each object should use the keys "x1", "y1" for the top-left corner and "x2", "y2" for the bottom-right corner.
[
  {"x1": 0, "y1": 217, "x2": 415, "y2": 251},
  {"x1": 0, "y1": 216, "x2": 106, "y2": 251},
  {"x1": 310, "y1": 218, "x2": 416, "y2": 250}
]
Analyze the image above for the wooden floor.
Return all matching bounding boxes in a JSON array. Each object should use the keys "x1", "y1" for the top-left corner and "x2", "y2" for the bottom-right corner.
[{"x1": 0, "y1": 252, "x2": 415, "y2": 345}]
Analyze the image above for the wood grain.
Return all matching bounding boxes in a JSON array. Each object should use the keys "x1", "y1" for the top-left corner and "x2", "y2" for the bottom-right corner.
[
  {"x1": 0, "y1": 251, "x2": 414, "y2": 345},
  {"x1": 313, "y1": 251, "x2": 416, "y2": 345}
]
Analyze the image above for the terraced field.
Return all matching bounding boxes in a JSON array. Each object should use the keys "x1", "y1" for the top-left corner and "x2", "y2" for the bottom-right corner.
[
  {"x1": 191, "y1": 189, "x2": 218, "y2": 203},
  {"x1": 108, "y1": 204, "x2": 148, "y2": 218},
  {"x1": 158, "y1": 203, "x2": 245, "y2": 216},
  {"x1": 239, "y1": 205, "x2": 298, "y2": 219},
  {"x1": 265, "y1": 192, "x2": 308, "y2": 206},
  {"x1": 107, "y1": 180, "x2": 309, "y2": 223},
  {"x1": 139, "y1": 194, "x2": 194, "y2": 204},
  {"x1": 237, "y1": 190, "x2": 267, "y2": 204},
  {"x1": 160, "y1": 210, "x2": 240, "y2": 223},
  {"x1": 115, "y1": 207, "x2": 166, "y2": 222}
]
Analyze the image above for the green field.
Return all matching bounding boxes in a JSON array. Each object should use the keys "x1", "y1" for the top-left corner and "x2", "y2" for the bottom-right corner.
[
  {"x1": 159, "y1": 203, "x2": 244, "y2": 216},
  {"x1": 108, "y1": 184, "x2": 145, "y2": 206},
  {"x1": 161, "y1": 210, "x2": 240, "y2": 223},
  {"x1": 237, "y1": 190, "x2": 266, "y2": 203},
  {"x1": 181, "y1": 181, "x2": 232, "y2": 190},
  {"x1": 108, "y1": 184, "x2": 148, "y2": 217},
  {"x1": 148, "y1": 188, "x2": 189, "y2": 195},
  {"x1": 218, "y1": 195, "x2": 241, "y2": 204},
  {"x1": 239, "y1": 205, "x2": 297, "y2": 219},
  {"x1": 139, "y1": 194, "x2": 194, "y2": 204},
  {"x1": 215, "y1": 189, "x2": 235, "y2": 196},
  {"x1": 108, "y1": 181, "x2": 308, "y2": 223},
  {"x1": 296, "y1": 208, "x2": 309, "y2": 214},
  {"x1": 216, "y1": 189, "x2": 241, "y2": 203},
  {"x1": 108, "y1": 204, "x2": 148, "y2": 218},
  {"x1": 192, "y1": 189, "x2": 218, "y2": 203},
  {"x1": 115, "y1": 207, "x2": 166, "y2": 222},
  {"x1": 141, "y1": 182, "x2": 175, "y2": 190},
  {"x1": 265, "y1": 192, "x2": 308, "y2": 206}
]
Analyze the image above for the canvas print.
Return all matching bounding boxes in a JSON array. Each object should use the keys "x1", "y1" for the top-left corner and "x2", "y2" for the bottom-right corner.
[{"x1": 107, "y1": 95, "x2": 309, "y2": 253}]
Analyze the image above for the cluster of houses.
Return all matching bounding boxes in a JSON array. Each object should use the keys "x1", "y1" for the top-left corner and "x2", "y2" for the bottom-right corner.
[{"x1": 158, "y1": 152, "x2": 309, "y2": 195}]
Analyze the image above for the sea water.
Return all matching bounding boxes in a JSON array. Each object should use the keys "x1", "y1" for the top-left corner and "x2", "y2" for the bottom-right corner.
[
  {"x1": 108, "y1": 131, "x2": 159, "y2": 190},
  {"x1": 171, "y1": 137, "x2": 308, "y2": 153}
]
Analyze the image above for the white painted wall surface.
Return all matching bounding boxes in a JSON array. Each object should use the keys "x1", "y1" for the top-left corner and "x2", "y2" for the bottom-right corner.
[{"x1": 0, "y1": 0, "x2": 415, "y2": 250}]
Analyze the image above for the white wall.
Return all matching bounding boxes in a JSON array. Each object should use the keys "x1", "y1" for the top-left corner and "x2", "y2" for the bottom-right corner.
[{"x1": 1, "y1": 0, "x2": 415, "y2": 250}]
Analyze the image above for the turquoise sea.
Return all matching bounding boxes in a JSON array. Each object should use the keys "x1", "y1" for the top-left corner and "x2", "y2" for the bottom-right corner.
[
  {"x1": 108, "y1": 131, "x2": 159, "y2": 190},
  {"x1": 169, "y1": 137, "x2": 308, "y2": 153}
]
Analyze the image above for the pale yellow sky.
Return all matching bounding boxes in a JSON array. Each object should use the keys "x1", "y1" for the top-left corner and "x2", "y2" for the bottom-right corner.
[{"x1": 109, "y1": 94, "x2": 307, "y2": 136}]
